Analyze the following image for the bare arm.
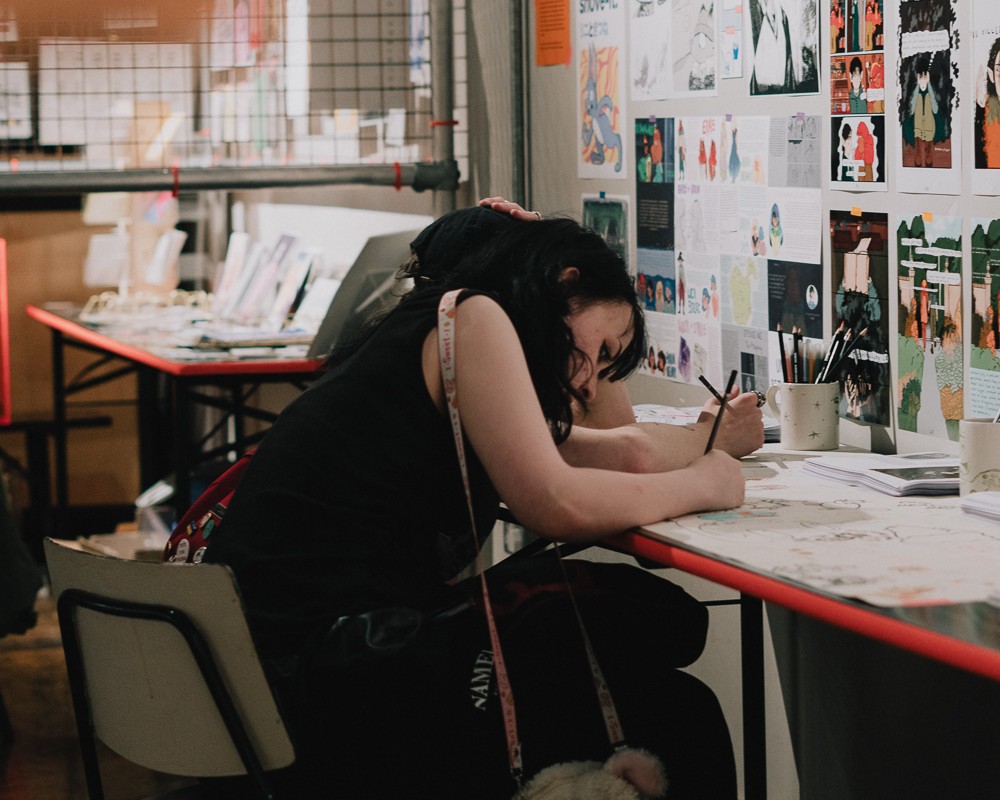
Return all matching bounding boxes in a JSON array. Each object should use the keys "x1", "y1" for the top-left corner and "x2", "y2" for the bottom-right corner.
[
  {"x1": 565, "y1": 377, "x2": 764, "y2": 471},
  {"x1": 427, "y1": 297, "x2": 745, "y2": 541}
]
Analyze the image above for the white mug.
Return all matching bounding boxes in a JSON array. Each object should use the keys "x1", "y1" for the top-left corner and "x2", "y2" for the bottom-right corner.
[
  {"x1": 959, "y1": 418, "x2": 1000, "y2": 496},
  {"x1": 766, "y1": 382, "x2": 840, "y2": 451}
]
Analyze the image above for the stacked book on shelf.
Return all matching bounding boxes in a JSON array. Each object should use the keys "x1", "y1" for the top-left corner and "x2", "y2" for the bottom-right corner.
[
  {"x1": 802, "y1": 451, "x2": 959, "y2": 496},
  {"x1": 960, "y1": 492, "x2": 1000, "y2": 523}
]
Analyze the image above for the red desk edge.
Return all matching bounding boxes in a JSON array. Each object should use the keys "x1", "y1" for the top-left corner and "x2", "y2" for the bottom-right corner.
[
  {"x1": 612, "y1": 530, "x2": 1000, "y2": 684},
  {"x1": 26, "y1": 304, "x2": 324, "y2": 378}
]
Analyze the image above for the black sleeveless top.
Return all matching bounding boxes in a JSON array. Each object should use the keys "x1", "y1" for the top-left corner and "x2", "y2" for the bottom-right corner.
[{"x1": 204, "y1": 289, "x2": 501, "y2": 659}]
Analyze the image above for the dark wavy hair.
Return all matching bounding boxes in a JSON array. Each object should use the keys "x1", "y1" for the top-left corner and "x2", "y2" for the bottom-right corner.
[{"x1": 420, "y1": 217, "x2": 647, "y2": 442}]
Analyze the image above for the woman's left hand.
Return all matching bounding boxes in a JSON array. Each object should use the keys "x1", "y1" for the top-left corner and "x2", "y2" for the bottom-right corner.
[{"x1": 478, "y1": 196, "x2": 542, "y2": 221}]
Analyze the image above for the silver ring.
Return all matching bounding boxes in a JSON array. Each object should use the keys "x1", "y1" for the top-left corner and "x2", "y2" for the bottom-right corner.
[
  {"x1": 754, "y1": 390, "x2": 766, "y2": 408},
  {"x1": 534, "y1": 210, "x2": 542, "y2": 220}
]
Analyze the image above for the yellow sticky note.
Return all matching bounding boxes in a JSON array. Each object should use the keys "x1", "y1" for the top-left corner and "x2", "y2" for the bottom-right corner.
[
  {"x1": 922, "y1": 211, "x2": 934, "y2": 222},
  {"x1": 851, "y1": 207, "x2": 862, "y2": 217}
]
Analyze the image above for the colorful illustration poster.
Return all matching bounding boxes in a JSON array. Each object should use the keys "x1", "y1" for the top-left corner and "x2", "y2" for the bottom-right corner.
[
  {"x1": 895, "y1": 214, "x2": 963, "y2": 440},
  {"x1": 969, "y1": 217, "x2": 1000, "y2": 417},
  {"x1": 630, "y1": 0, "x2": 672, "y2": 100},
  {"x1": 720, "y1": 0, "x2": 745, "y2": 79},
  {"x1": 577, "y1": 1, "x2": 627, "y2": 178},
  {"x1": 635, "y1": 116, "x2": 675, "y2": 250},
  {"x1": 971, "y1": 4, "x2": 1000, "y2": 194},
  {"x1": 748, "y1": 0, "x2": 820, "y2": 95},
  {"x1": 831, "y1": 114, "x2": 886, "y2": 186},
  {"x1": 671, "y1": 0, "x2": 718, "y2": 96},
  {"x1": 829, "y1": 210, "x2": 891, "y2": 425},
  {"x1": 830, "y1": 0, "x2": 886, "y2": 191},
  {"x1": 895, "y1": 0, "x2": 961, "y2": 194}
]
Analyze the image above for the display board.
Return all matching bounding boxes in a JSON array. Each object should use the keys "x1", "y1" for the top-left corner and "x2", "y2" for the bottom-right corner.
[{"x1": 532, "y1": 0, "x2": 1000, "y2": 453}]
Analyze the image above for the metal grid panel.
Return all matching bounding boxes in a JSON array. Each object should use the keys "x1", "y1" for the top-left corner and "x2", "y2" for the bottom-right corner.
[{"x1": 0, "y1": 1, "x2": 444, "y2": 189}]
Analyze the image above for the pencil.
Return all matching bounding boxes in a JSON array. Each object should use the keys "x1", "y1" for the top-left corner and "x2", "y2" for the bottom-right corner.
[
  {"x1": 776, "y1": 324, "x2": 789, "y2": 382},
  {"x1": 832, "y1": 326, "x2": 867, "y2": 374},
  {"x1": 704, "y1": 369, "x2": 738, "y2": 454},
  {"x1": 820, "y1": 328, "x2": 850, "y2": 383},
  {"x1": 791, "y1": 326, "x2": 802, "y2": 383},
  {"x1": 698, "y1": 374, "x2": 724, "y2": 403},
  {"x1": 815, "y1": 321, "x2": 845, "y2": 383}
]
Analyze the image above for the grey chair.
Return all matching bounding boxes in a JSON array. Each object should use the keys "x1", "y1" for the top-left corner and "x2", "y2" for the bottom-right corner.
[{"x1": 43, "y1": 537, "x2": 295, "y2": 800}]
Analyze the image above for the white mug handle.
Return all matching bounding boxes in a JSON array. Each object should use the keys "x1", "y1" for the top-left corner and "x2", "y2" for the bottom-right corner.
[{"x1": 766, "y1": 384, "x2": 782, "y2": 418}]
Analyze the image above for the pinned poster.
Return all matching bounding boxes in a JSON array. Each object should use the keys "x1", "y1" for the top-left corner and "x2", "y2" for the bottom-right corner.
[
  {"x1": 577, "y1": 1, "x2": 627, "y2": 179},
  {"x1": 536, "y1": 0, "x2": 570, "y2": 67},
  {"x1": 971, "y1": 3, "x2": 1000, "y2": 195},
  {"x1": 894, "y1": 0, "x2": 961, "y2": 194}
]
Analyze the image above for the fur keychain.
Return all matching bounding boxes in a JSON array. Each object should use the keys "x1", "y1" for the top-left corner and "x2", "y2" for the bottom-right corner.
[{"x1": 515, "y1": 747, "x2": 668, "y2": 800}]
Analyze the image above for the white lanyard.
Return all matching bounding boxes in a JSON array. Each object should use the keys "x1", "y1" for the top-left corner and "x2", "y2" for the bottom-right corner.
[{"x1": 437, "y1": 290, "x2": 627, "y2": 787}]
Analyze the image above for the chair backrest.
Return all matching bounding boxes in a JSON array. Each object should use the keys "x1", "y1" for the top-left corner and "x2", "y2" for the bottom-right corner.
[{"x1": 43, "y1": 537, "x2": 295, "y2": 778}]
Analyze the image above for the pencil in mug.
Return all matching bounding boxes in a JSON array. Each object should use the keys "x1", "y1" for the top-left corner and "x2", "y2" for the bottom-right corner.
[
  {"x1": 776, "y1": 324, "x2": 789, "y2": 382},
  {"x1": 791, "y1": 326, "x2": 802, "y2": 383},
  {"x1": 815, "y1": 321, "x2": 846, "y2": 383},
  {"x1": 704, "y1": 369, "x2": 738, "y2": 454}
]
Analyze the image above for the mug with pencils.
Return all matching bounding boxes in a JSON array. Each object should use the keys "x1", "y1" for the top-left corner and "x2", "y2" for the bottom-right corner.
[{"x1": 766, "y1": 382, "x2": 840, "y2": 451}]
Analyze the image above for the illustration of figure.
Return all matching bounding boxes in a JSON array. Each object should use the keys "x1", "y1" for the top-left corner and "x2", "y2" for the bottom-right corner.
[
  {"x1": 769, "y1": 203, "x2": 784, "y2": 255},
  {"x1": 644, "y1": 280, "x2": 657, "y2": 311},
  {"x1": 868, "y1": 58, "x2": 884, "y2": 113},
  {"x1": 698, "y1": 138, "x2": 708, "y2": 179},
  {"x1": 848, "y1": 56, "x2": 867, "y2": 114},
  {"x1": 581, "y1": 42, "x2": 623, "y2": 172},
  {"x1": 727, "y1": 125, "x2": 741, "y2": 181},
  {"x1": 655, "y1": 279, "x2": 666, "y2": 312},
  {"x1": 908, "y1": 53, "x2": 938, "y2": 168},
  {"x1": 663, "y1": 283, "x2": 674, "y2": 312},
  {"x1": 918, "y1": 279, "x2": 930, "y2": 350},
  {"x1": 701, "y1": 287, "x2": 711, "y2": 315},
  {"x1": 806, "y1": 284, "x2": 819, "y2": 310},
  {"x1": 710, "y1": 274, "x2": 720, "y2": 317},
  {"x1": 656, "y1": 350, "x2": 667, "y2": 374},
  {"x1": 751, "y1": 0, "x2": 800, "y2": 94},
  {"x1": 976, "y1": 37, "x2": 1000, "y2": 169},
  {"x1": 638, "y1": 138, "x2": 653, "y2": 182},
  {"x1": 677, "y1": 253, "x2": 686, "y2": 315},
  {"x1": 677, "y1": 120, "x2": 687, "y2": 180},
  {"x1": 839, "y1": 122, "x2": 856, "y2": 181},
  {"x1": 831, "y1": 0, "x2": 844, "y2": 53},
  {"x1": 854, "y1": 120, "x2": 875, "y2": 181},
  {"x1": 709, "y1": 139, "x2": 718, "y2": 181},
  {"x1": 850, "y1": 0, "x2": 861, "y2": 52},
  {"x1": 678, "y1": 336, "x2": 691, "y2": 380},
  {"x1": 750, "y1": 222, "x2": 767, "y2": 256},
  {"x1": 864, "y1": 0, "x2": 880, "y2": 51},
  {"x1": 651, "y1": 127, "x2": 664, "y2": 181}
]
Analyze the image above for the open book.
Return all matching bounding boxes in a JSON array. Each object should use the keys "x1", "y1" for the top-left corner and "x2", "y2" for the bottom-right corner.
[{"x1": 803, "y1": 451, "x2": 959, "y2": 496}]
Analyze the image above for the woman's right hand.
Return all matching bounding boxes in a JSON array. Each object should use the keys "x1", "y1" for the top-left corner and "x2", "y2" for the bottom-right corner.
[
  {"x1": 688, "y1": 450, "x2": 746, "y2": 511},
  {"x1": 478, "y1": 196, "x2": 542, "y2": 221}
]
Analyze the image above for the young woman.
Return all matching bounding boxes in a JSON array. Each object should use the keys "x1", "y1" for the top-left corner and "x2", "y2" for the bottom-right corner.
[{"x1": 204, "y1": 206, "x2": 746, "y2": 798}]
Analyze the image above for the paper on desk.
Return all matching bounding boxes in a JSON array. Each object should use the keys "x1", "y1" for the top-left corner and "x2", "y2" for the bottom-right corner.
[{"x1": 642, "y1": 456, "x2": 1000, "y2": 607}]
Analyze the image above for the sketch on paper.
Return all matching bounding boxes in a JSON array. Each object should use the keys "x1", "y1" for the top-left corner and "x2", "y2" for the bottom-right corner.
[
  {"x1": 671, "y1": 0, "x2": 717, "y2": 96},
  {"x1": 630, "y1": 0, "x2": 672, "y2": 100},
  {"x1": 644, "y1": 461, "x2": 1000, "y2": 607},
  {"x1": 895, "y1": 214, "x2": 963, "y2": 440}
]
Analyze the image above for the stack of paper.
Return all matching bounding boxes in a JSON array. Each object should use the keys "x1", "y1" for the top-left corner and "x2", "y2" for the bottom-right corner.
[
  {"x1": 961, "y1": 492, "x2": 1000, "y2": 523},
  {"x1": 803, "y1": 452, "x2": 959, "y2": 496}
]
